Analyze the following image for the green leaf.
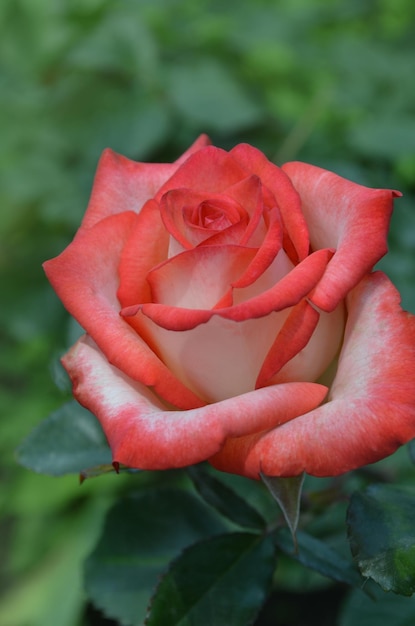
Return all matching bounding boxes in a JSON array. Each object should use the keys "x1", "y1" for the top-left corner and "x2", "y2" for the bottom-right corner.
[
  {"x1": 84, "y1": 488, "x2": 226, "y2": 626},
  {"x1": 261, "y1": 473, "x2": 305, "y2": 548},
  {"x1": 339, "y1": 583, "x2": 415, "y2": 626},
  {"x1": 16, "y1": 401, "x2": 112, "y2": 476},
  {"x1": 147, "y1": 532, "x2": 275, "y2": 626},
  {"x1": 347, "y1": 484, "x2": 415, "y2": 595},
  {"x1": 274, "y1": 528, "x2": 364, "y2": 589},
  {"x1": 187, "y1": 465, "x2": 266, "y2": 530}
]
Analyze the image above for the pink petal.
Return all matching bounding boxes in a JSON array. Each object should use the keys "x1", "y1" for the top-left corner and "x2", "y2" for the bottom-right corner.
[
  {"x1": 270, "y1": 301, "x2": 345, "y2": 385},
  {"x1": 154, "y1": 145, "x2": 250, "y2": 200},
  {"x1": 230, "y1": 144, "x2": 310, "y2": 262},
  {"x1": 191, "y1": 176, "x2": 268, "y2": 251},
  {"x1": 160, "y1": 188, "x2": 247, "y2": 249},
  {"x1": 146, "y1": 245, "x2": 257, "y2": 309},
  {"x1": 117, "y1": 199, "x2": 169, "y2": 307},
  {"x1": 282, "y1": 161, "x2": 401, "y2": 312},
  {"x1": 210, "y1": 272, "x2": 415, "y2": 478},
  {"x1": 130, "y1": 308, "x2": 292, "y2": 402},
  {"x1": 230, "y1": 206, "x2": 283, "y2": 291},
  {"x1": 122, "y1": 248, "x2": 333, "y2": 330},
  {"x1": 43, "y1": 212, "x2": 204, "y2": 409},
  {"x1": 79, "y1": 135, "x2": 211, "y2": 230},
  {"x1": 62, "y1": 335, "x2": 328, "y2": 470},
  {"x1": 256, "y1": 300, "x2": 320, "y2": 388}
]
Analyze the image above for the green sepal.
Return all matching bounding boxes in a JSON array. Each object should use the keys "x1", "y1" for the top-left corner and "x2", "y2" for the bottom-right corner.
[
  {"x1": 261, "y1": 472, "x2": 305, "y2": 548},
  {"x1": 79, "y1": 462, "x2": 140, "y2": 483}
]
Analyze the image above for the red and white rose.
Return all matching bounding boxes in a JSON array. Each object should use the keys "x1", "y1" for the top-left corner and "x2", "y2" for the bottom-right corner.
[{"x1": 44, "y1": 135, "x2": 415, "y2": 478}]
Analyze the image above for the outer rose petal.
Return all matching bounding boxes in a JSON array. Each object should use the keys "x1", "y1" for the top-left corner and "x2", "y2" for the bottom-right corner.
[
  {"x1": 43, "y1": 212, "x2": 204, "y2": 409},
  {"x1": 210, "y1": 272, "x2": 415, "y2": 478},
  {"x1": 80, "y1": 135, "x2": 211, "y2": 230},
  {"x1": 282, "y1": 161, "x2": 401, "y2": 312},
  {"x1": 62, "y1": 335, "x2": 328, "y2": 470}
]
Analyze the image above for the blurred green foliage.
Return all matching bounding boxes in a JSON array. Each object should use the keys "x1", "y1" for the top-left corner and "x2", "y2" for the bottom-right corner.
[{"x1": 1, "y1": 0, "x2": 415, "y2": 624}]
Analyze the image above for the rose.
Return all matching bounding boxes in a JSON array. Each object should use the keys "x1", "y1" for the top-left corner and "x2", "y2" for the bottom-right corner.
[{"x1": 43, "y1": 135, "x2": 415, "y2": 479}]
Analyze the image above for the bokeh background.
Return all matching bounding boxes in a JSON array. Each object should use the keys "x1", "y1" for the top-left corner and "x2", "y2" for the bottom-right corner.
[{"x1": 1, "y1": 0, "x2": 415, "y2": 624}]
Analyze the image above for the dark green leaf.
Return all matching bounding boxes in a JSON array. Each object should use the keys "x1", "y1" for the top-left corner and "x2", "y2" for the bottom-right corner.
[
  {"x1": 347, "y1": 484, "x2": 415, "y2": 595},
  {"x1": 275, "y1": 528, "x2": 364, "y2": 588},
  {"x1": 187, "y1": 465, "x2": 266, "y2": 530},
  {"x1": 16, "y1": 401, "x2": 112, "y2": 476},
  {"x1": 407, "y1": 439, "x2": 415, "y2": 464},
  {"x1": 147, "y1": 532, "x2": 275, "y2": 626},
  {"x1": 208, "y1": 471, "x2": 281, "y2": 524},
  {"x1": 339, "y1": 583, "x2": 415, "y2": 626},
  {"x1": 84, "y1": 488, "x2": 226, "y2": 626}
]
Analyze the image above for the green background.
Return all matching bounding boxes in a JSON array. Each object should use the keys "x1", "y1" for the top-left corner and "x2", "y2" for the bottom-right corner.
[{"x1": 1, "y1": 0, "x2": 415, "y2": 624}]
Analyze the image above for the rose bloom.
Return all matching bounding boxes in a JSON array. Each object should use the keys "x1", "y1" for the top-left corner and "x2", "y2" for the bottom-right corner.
[{"x1": 44, "y1": 135, "x2": 415, "y2": 479}]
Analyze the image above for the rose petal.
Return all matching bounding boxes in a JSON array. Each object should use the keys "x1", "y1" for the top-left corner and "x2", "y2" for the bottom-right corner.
[
  {"x1": 162, "y1": 173, "x2": 272, "y2": 253},
  {"x1": 62, "y1": 334, "x2": 328, "y2": 470},
  {"x1": 220, "y1": 247, "x2": 293, "y2": 310},
  {"x1": 282, "y1": 161, "x2": 401, "y2": 312},
  {"x1": 183, "y1": 175, "x2": 269, "y2": 252},
  {"x1": 80, "y1": 135, "x2": 211, "y2": 230},
  {"x1": 210, "y1": 272, "x2": 415, "y2": 478},
  {"x1": 122, "y1": 248, "x2": 332, "y2": 401},
  {"x1": 147, "y1": 245, "x2": 257, "y2": 309},
  {"x1": 122, "y1": 248, "x2": 333, "y2": 330},
  {"x1": 230, "y1": 206, "x2": 283, "y2": 291},
  {"x1": 131, "y1": 309, "x2": 292, "y2": 402},
  {"x1": 230, "y1": 143, "x2": 310, "y2": 262},
  {"x1": 270, "y1": 301, "x2": 345, "y2": 385},
  {"x1": 160, "y1": 188, "x2": 247, "y2": 250},
  {"x1": 117, "y1": 199, "x2": 169, "y2": 307},
  {"x1": 256, "y1": 300, "x2": 320, "y2": 388},
  {"x1": 154, "y1": 145, "x2": 250, "y2": 200},
  {"x1": 43, "y1": 212, "x2": 204, "y2": 409}
]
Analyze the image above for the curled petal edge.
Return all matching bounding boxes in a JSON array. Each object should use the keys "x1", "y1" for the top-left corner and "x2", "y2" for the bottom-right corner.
[
  {"x1": 122, "y1": 247, "x2": 334, "y2": 331},
  {"x1": 62, "y1": 335, "x2": 328, "y2": 470}
]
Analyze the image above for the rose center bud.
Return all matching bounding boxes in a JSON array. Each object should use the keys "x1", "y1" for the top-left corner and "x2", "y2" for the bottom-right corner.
[
  {"x1": 195, "y1": 201, "x2": 234, "y2": 230},
  {"x1": 161, "y1": 189, "x2": 249, "y2": 258}
]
